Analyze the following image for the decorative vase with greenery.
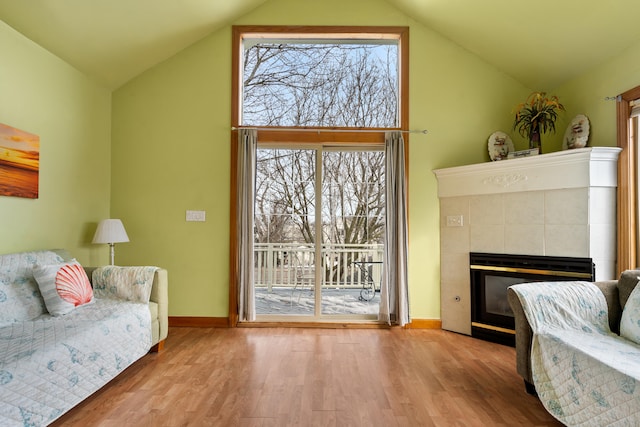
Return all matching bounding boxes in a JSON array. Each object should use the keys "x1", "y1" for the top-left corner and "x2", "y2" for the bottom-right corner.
[{"x1": 513, "y1": 92, "x2": 565, "y2": 153}]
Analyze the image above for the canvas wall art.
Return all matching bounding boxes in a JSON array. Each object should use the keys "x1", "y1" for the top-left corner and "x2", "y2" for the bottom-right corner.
[{"x1": 0, "y1": 123, "x2": 39, "y2": 199}]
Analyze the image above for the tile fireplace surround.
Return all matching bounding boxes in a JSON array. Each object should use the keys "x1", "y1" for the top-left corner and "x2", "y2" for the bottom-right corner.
[{"x1": 433, "y1": 147, "x2": 622, "y2": 335}]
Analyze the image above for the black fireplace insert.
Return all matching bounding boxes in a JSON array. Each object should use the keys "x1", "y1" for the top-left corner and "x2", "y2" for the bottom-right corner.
[{"x1": 470, "y1": 252, "x2": 595, "y2": 346}]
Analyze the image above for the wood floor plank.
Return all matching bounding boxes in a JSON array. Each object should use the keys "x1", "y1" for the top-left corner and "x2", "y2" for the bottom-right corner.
[{"x1": 50, "y1": 327, "x2": 562, "y2": 426}]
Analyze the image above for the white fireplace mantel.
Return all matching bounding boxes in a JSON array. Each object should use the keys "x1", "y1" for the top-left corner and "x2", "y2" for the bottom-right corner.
[
  {"x1": 433, "y1": 147, "x2": 622, "y2": 198},
  {"x1": 433, "y1": 147, "x2": 622, "y2": 336}
]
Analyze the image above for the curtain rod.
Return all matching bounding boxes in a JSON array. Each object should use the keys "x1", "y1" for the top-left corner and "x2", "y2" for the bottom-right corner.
[{"x1": 231, "y1": 126, "x2": 428, "y2": 134}]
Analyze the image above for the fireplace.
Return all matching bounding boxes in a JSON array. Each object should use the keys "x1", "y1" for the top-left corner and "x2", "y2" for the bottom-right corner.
[
  {"x1": 470, "y1": 252, "x2": 595, "y2": 346},
  {"x1": 434, "y1": 148, "x2": 620, "y2": 338}
]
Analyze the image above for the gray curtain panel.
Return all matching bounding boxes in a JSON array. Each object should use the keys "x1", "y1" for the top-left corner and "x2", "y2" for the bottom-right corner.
[
  {"x1": 237, "y1": 129, "x2": 257, "y2": 322},
  {"x1": 380, "y1": 131, "x2": 410, "y2": 326}
]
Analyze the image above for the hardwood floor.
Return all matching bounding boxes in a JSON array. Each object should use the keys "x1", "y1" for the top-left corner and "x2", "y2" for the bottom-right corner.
[{"x1": 51, "y1": 327, "x2": 561, "y2": 426}]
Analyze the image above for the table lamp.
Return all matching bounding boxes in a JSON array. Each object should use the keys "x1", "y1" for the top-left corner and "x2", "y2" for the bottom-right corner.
[{"x1": 92, "y1": 219, "x2": 129, "y2": 265}]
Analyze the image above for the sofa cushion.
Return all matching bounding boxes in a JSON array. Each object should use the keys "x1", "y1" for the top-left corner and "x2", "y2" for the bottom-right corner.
[
  {"x1": 620, "y1": 280, "x2": 640, "y2": 345},
  {"x1": 0, "y1": 298, "x2": 152, "y2": 425},
  {"x1": 0, "y1": 250, "x2": 65, "y2": 323},
  {"x1": 618, "y1": 269, "x2": 640, "y2": 309},
  {"x1": 32, "y1": 261, "x2": 94, "y2": 316}
]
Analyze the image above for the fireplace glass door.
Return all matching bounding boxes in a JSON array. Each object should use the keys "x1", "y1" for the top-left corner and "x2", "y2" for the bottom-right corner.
[
  {"x1": 470, "y1": 252, "x2": 595, "y2": 346},
  {"x1": 484, "y1": 274, "x2": 519, "y2": 318},
  {"x1": 473, "y1": 270, "x2": 540, "y2": 337}
]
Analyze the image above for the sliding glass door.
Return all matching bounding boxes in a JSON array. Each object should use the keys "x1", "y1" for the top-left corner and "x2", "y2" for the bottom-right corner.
[{"x1": 253, "y1": 146, "x2": 384, "y2": 321}]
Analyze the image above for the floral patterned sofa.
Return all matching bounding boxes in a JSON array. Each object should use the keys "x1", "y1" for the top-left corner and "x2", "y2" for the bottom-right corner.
[
  {"x1": 508, "y1": 270, "x2": 640, "y2": 425},
  {"x1": 0, "y1": 249, "x2": 168, "y2": 426}
]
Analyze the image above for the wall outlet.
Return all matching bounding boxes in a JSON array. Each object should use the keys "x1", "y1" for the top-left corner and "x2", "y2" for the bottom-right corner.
[
  {"x1": 186, "y1": 210, "x2": 206, "y2": 222},
  {"x1": 446, "y1": 215, "x2": 463, "y2": 227}
]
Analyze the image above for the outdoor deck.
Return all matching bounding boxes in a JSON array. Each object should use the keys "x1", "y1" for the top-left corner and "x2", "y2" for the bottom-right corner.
[
  {"x1": 255, "y1": 287, "x2": 379, "y2": 316},
  {"x1": 253, "y1": 242, "x2": 383, "y2": 317}
]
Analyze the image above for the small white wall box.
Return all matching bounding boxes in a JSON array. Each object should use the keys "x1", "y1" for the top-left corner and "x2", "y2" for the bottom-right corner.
[{"x1": 186, "y1": 210, "x2": 206, "y2": 222}]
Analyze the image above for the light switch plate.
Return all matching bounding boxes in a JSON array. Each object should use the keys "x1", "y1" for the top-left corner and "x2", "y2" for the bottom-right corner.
[{"x1": 186, "y1": 210, "x2": 206, "y2": 222}]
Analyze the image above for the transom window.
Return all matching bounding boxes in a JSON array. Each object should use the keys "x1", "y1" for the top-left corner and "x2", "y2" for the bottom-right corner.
[
  {"x1": 233, "y1": 26, "x2": 408, "y2": 138},
  {"x1": 241, "y1": 35, "x2": 399, "y2": 128}
]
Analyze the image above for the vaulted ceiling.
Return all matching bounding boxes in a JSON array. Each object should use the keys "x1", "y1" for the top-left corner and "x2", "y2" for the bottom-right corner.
[{"x1": 1, "y1": 0, "x2": 640, "y2": 90}]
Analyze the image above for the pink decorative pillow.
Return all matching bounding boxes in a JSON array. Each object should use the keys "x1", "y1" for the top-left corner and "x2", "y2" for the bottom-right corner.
[{"x1": 32, "y1": 261, "x2": 94, "y2": 316}]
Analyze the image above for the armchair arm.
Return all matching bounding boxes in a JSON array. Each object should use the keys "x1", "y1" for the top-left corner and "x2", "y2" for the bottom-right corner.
[
  {"x1": 507, "y1": 288, "x2": 534, "y2": 387},
  {"x1": 507, "y1": 279, "x2": 620, "y2": 394}
]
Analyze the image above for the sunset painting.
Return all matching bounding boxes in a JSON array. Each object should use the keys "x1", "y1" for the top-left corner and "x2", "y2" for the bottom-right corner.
[{"x1": 0, "y1": 123, "x2": 39, "y2": 198}]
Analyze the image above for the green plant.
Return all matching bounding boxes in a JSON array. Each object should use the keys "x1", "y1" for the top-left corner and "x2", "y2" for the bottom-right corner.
[{"x1": 513, "y1": 92, "x2": 565, "y2": 151}]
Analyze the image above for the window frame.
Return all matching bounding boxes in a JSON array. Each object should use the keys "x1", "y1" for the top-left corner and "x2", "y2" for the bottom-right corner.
[
  {"x1": 229, "y1": 26, "x2": 409, "y2": 326},
  {"x1": 617, "y1": 85, "x2": 640, "y2": 274}
]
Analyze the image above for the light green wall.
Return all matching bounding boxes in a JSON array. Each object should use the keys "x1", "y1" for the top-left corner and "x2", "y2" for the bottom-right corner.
[
  {"x1": 0, "y1": 20, "x2": 112, "y2": 265},
  {"x1": 112, "y1": 0, "x2": 529, "y2": 319},
  {"x1": 551, "y1": 39, "x2": 640, "y2": 152},
  {"x1": 111, "y1": 27, "x2": 232, "y2": 316}
]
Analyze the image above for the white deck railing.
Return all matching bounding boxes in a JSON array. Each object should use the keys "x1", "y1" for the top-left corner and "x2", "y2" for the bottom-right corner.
[{"x1": 254, "y1": 242, "x2": 383, "y2": 290}]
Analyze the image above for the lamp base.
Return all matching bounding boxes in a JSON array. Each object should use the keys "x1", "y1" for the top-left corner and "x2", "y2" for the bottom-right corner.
[{"x1": 109, "y1": 243, "x2": 116, "y2": 265}]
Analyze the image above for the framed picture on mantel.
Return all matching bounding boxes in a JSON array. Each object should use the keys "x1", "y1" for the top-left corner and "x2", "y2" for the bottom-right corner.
[{"x1": 0, "y1": 123, "x2": 40, "y2": 199}]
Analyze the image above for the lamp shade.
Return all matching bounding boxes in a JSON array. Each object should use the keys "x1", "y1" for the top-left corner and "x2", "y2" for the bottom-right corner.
[{"x1": 92, "y1": 219, "x2": 129, "y2": 244}]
